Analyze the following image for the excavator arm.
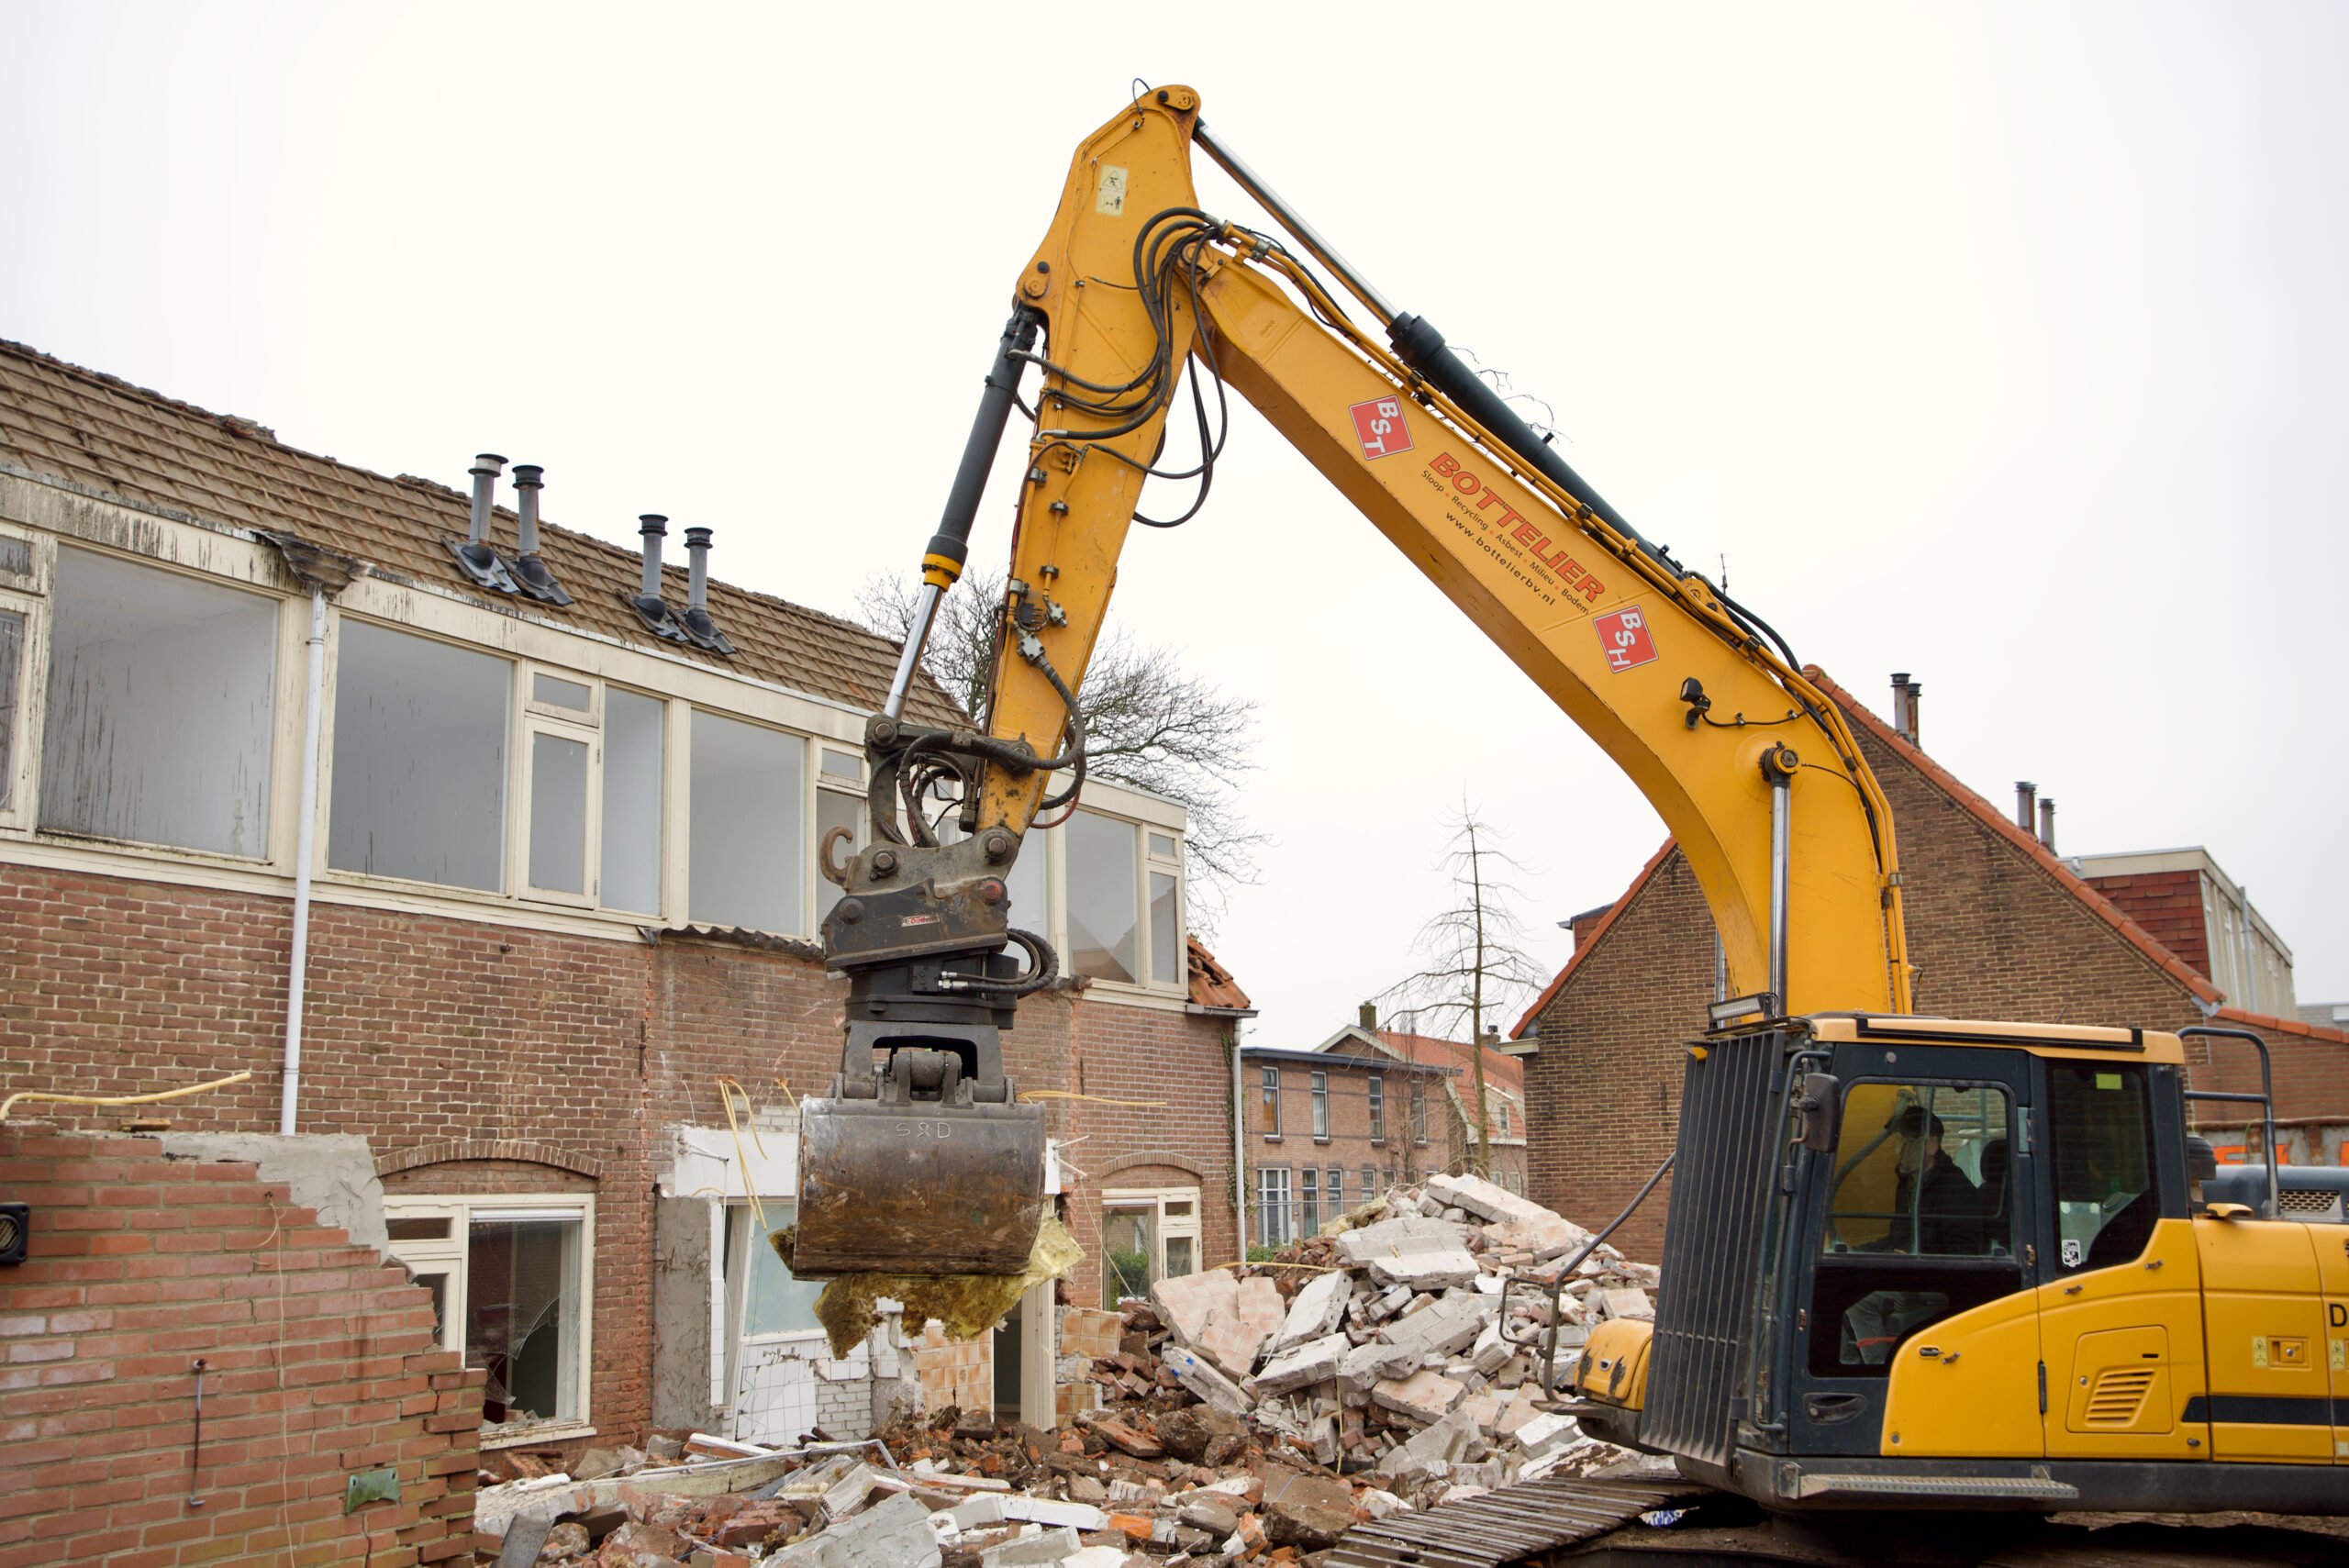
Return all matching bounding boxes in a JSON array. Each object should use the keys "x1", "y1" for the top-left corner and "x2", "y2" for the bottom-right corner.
[{"x1": 795, "y1": 86, "x2": 1911, "y2": 1278}]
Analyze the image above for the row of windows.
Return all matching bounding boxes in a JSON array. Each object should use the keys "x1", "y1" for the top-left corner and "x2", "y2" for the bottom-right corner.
[
  {"x1": 1258, "y1": 1064, "x2": 1427, "y2": 1144},
  {"x1": 1254, "y1": 1164, "x2": 1399, "y2": 1247},
  {"x1": 0, "y1": 537, "x2": 1186, "y2": 986}
]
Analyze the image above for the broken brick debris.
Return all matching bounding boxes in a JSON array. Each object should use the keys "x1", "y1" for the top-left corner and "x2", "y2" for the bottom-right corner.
[{"x1": 464, "y1": 1175, "x2": 1652, "y2": 1565}]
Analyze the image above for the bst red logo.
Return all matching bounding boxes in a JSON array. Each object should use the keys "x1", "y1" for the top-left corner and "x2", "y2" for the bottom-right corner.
[
  {"x1": 1348, "y1": 395, "x2": 1413, "y2": 460},
  {"x1": 1596, "y1": 606, "x2": 1656, "y2": 673}
]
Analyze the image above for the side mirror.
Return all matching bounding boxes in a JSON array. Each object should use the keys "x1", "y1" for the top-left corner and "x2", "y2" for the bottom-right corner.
[{"x1": 1794, "y1": 1072, "x2": 1841, "y2": 1154}]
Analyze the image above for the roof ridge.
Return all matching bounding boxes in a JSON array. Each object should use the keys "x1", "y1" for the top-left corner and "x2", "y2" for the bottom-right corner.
[{"x1": 1805, "y1": 667, "x2": 2224, "y2": 1007}]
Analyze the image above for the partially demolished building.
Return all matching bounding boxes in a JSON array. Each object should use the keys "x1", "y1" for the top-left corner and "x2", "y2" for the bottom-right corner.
[{"x1": 0, "y1": 339, "x2": 1253, "y2": 1467}]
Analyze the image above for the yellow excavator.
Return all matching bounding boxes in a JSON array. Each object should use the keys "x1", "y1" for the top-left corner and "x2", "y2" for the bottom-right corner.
[{"x1": 799, "y1": 86, "x2": 2349, "y2": 1522}]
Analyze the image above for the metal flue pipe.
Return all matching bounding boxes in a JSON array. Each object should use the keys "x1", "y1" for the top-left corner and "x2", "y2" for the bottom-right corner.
[
  {"x1": 638, "y1": 515, "x2": 668, "y2": 598},
  {"x1": 685, "y1": 526, "x2": 713, "y2": 612},
  {"x1": 512, "y1": 464, "x2": 545, "y2": 555},
  {"x1": 467, "y1": 454, "x2": 505, "y2": 545}
]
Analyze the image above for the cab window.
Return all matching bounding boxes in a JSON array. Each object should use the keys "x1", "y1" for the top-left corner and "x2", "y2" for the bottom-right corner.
[
  {"x1": 1822, "y1": 1082, "x2": 2012, "y2": 1258},
  {"x1": 2046, "y1": 1063, "x2": 2158, "y2": 1272}
]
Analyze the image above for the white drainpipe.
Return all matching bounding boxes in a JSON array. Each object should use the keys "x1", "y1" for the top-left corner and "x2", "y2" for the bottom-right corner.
[
  {"x1": 1231, "y1": 1023, "x2": 1249, "y2": 1260},
  {"x1": 280, "y1": 585, "x2": 327, "y2": 1135}
]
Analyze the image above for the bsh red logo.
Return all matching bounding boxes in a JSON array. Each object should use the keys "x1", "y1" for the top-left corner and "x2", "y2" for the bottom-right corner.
[
  {"x1": 1596, "y1": 607, "x2": 1656, "y2": 673},
  {"x1": 1348, "y1": 395, "x2": 1413, "y2": 460}
]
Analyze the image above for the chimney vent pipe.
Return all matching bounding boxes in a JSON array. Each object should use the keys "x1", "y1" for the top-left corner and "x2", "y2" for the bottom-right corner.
[
  {"x1": 2039, "y1": 797, "x2": 2056, "y2": 852},
  {"x1": 638, "y1": 515, "x2": 668, "y2": 599},
  {"x1": 685, "y1": 526, "x2": 713, "y2": 613},
  {"x1": 1889, "y1": 672, "x2": 1923, "y2": 745},
  {"x1": 512, "y1": 464, "x2": 544, "y2": 556},
  {"x1": 1358, "y1": 1001, "x2": 1378, "y2": 1030},
  {"x1": 2015, "y1": 782, "x2": 2037, "y2": 834},
  {"x1": 467, "y1": 454, "x2": 506, "y2": 546}
]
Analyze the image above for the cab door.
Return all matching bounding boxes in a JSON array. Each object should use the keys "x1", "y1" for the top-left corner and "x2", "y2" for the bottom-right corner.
[
  {"x1": 2317, "y1": 1233, "x2": 2349, "y2": 1462},
  {"x1": 2035, "y1": 1060, "x2": 2209, "y2": 1461}
]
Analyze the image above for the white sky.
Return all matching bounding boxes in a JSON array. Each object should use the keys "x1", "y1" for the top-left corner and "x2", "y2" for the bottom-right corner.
[{"x1": 6, "y1": 3, "x2": 2344, "y2": 1040}]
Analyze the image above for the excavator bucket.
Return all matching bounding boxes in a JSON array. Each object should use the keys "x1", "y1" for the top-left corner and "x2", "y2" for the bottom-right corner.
[{"x1": 790, "y1": 1013, "x2": 1047, "y2": 1278}]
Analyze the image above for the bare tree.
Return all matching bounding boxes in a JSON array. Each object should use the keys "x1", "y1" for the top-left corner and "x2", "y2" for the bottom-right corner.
[
  {"x1": 859, "y1": 568, "x2": 1264, "y2": 919},
  {"x1": 1378, "y1": 806, "x2": 1547, "y2": 1177}
]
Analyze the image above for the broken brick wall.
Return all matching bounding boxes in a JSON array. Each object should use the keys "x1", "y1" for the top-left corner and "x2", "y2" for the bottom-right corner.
[
  {"x1": 0, "y1": 862, "x2": 1242, "y2": 1447},
  {"x1": 0, "y1": 1127, "x2": 483, "y2": 1568},
  {"x1": 1521, "y1": 717, "x2": 2349, "y2": 1258}
]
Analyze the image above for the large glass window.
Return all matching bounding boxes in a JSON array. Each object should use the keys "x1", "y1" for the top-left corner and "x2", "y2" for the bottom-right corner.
[
  {"x1": 688, "y1": 711, "x2": 805, "y2": 933},
  {"x1": 41, "y1": 548, "x2": 277, "y2": 857},
  {"x1": 1256, "y1": 1167, "x2": 1292, "y2": 1248},
  {"x1": 734, "y1": 1205, "x2": 824, "y2": 1339},
  {"x1": 330, "y1": 620, "x2": 507, "y2": 889},
  {"x1": 1822, "y1": 1083, "x2": 2010, "y2": 1257},
  {"x1": 526, "y1": 731, "x2": 590, "y2": 895},
  {"x1": 2048, "y1": 1064, "x2": 2159, "y2": 1273},
  {"x1": 1068, "y1": 810, "x2": 1140, "y2": 983},
  {"x1": 600, "y1": 689, "x2": 663, "y2": 913},
  {"x1": 1300, "y1": 1168, "x2": 1320, "y2": 1236}
]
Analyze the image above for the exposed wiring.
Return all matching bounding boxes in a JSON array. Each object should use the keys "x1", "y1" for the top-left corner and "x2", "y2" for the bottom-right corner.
[{"x1": 0, "y1": 1068, "x2": 253, "y2": 1123}]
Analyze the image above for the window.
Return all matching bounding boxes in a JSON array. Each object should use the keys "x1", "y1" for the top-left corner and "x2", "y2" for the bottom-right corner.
[
  {"x1": 600, "y1": 689, "x2": 664, "y2": 914},
  {"x1": 1003, "y1": 818, "x2": 1049, "y2": 933},
  {"x1": 1410, "y1": 1076, "x2": 1429, "y2": 1145},
  {"x1": 729, "y1": 1202, "x2": 823, "y2": 1339},
  {"x1": 1498, "y1": 1100, "x2": 1512, "y2": 1137},
  {"x1": 2048, "y1": 1064, "x2": 2159, "y2": 1273},
  {"x1": 330, "y1": 620, "x2": 507, "y2": 889},
  {"x1": 1066, "y1": 807, "x2": 1185, "y2": 989},
  {"x1": 1260, "y1": 1065, "x2": 1281, "y2": 1139},
  {"x1": 1383, "y1": 1167, "x2": 1396, "y2": 1191},
  {"x1": 384, "y1": 1194, "x2": 595, "y2": 1440},
  {"x1": 815, "y1": 750, "x2": 865, "y2": 926},
  {"x1": 1256, "y1": 1167, "x2": 1292, "y2": 1248},
  {"x1": 689, "y1": 710, "x2": 806, "y2": 933},
  {"x1": 1361, "y1": 1165, "x2": 1377, "y2": 1198},
  {"x1": 1822, "y1": 1082, "x2": 2011, "y2": 1257},
  {"x1": 0, "y1": 603, "x2": 25, "y2": 817},
  {"x1": 1311, "y1": 1072, "x2": 1330, "y2": 1140},
  {"x1": 1326, "y1": 1167, "x2": 1343, "y2": 1217},
  {"x1": 1103, "y1": 1188, "x2": 1199, "y2": 1302},
  {"x1": 1300, "y1": 1168, "x2": 1319, "y2": 1236},
  {"x1": 525, "y1": 728, "x2": 593, "y2": 898},
  {"x1": 1368, "y1": 1076, "x2": 1386, "y2": 1143},
  {"x1": 41, "y1": 547, "x2": 277, "y2": 857},
  {"x1": 1068, "y1": 810, "x2": 1139, "y2": 983}
]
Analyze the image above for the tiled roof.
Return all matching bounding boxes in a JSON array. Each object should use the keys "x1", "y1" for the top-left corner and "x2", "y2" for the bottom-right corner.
[
  {"x1": 1378, "y1": 1029, "x2": 1524, "y2": 1095},
  {"x1": 0, "y1": 339, "x2": 962, "y2": 728},
  {"x1": 1187, "y1": 936, "x2": 1253, "y2": 1014}
]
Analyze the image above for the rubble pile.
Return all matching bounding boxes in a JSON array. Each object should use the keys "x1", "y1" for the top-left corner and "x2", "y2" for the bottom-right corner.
[{"x1": 467, "y1": 1175, "x2": 1657, "y2": 1568}]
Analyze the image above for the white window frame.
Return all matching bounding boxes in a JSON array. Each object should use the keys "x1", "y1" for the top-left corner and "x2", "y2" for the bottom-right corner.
[
  {"x1": 382, "y1": 1192, "x2": 597, "y2": 1448},
  {"x1": 1310, "y1": 1071, "x2": 1330, "y2": 1142},
  {"x1": 1255, "y1": 1166, "x2": 1292, "y2": 1249},
  {"x1": 518, "y1": 691, "x2": 602, "y2": 909},
  {"x1": 1260, "y1": 1064, "x2": 1281, "y2": 1141},
  {"x1": 0, "y1": 521, "x2": 50, "y2": 833},
  {"x1": 1102, "y1": 1185, "x2": 1202, "y2": 1297},
  {"x1": 813, "y1": 748, "x2": 866, "y2": 930},
  {"x1": 1367, "y1": 1074, "x2": 1386, "y2": 1145},
  {"x1": 1063, "y1": 805, "x2": 1188, "y2": 997}
]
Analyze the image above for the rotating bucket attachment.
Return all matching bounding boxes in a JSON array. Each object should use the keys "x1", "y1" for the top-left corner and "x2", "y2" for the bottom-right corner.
[{"x1": 792, "y1": 960, "x2": 1048, "y2": 1278}]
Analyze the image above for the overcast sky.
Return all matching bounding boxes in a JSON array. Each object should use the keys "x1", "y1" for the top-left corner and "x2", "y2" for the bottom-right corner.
[{"x1": 6, "y1": 3, "x2": 2343, "y2": 1040}]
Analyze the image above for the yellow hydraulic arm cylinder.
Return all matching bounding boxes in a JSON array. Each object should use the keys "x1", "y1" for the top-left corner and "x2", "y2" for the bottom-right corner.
[{"x1": 930, "y1": 86, "x2": 1909, "y2": 1017}]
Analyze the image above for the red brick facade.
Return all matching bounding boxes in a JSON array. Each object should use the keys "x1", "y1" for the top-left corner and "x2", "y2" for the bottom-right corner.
[
  {"x1": 0, "y1": 1128, "x2": 483, "y2": 1568},
  {"x1": 0, "y1": 861, "x2": 1241, "y2": 1450},
  {"x1": 1520, "y1": 675, "x2": 2349, "y2": 1258},
  {"x1": 2083, "y1": 868, "x2": 2210, "y2": 977}
]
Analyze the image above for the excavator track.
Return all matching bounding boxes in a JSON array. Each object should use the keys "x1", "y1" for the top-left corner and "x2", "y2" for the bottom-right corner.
[
  {"x1": 1324, "y1": 1476, "x2": 1698, "y2": 1568},
  {"x1": 1327, "y1": 1475, "x2": 2349, "y2": 1568}
]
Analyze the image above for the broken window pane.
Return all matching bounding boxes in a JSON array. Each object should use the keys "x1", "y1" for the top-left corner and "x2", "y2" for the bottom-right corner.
[
  {"x1": 1067, "y1": 810, "x2": 1138, "y2": 983},
  {"x1": 816, "y1": 789, "x2": 863, "y2": 923},
  {"x1": 600, "y1": 689, "x2": 662, "y2": 914},
  {"x1": 528, "y1": 731, "x2": 589, "y2": 895},
  {"x1": 740, "y1": 1207, "x2": 823, "y2": 1338},
  {"x1": 1150, "y1": 871, "x2": 1179, "y2": 988},
  {"x1": 467, "y1": 1212, "x2": 583, "y2": 1428},
  {"x1": 40, "y1": 548, "x2": 277, "y2": 856},
  {"x1": 531, "y1": 673, "x2": 591, "y2": 713},
  {"x1": 329, "y1": 620, "x2": 507, "y2": 889},
  {"x1": 688, "y1": 710, "x2": 805, "y2": 933},
  {"x1": 0, "y1": 608, "x2": 20, "y2": 811}
]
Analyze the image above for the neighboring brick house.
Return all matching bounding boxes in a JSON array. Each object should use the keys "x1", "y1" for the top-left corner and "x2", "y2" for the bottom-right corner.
[
  {"x1": 0, "y1": 339, "x2": 1250, "y2": 1456},
  {"x1": 1241, "y1": 1009, "x2": 1527, "y2": 1247},
  {"x1": 2076, "y1": 846, "x2": 2296, "y2": 1018},
  {"x1": 1515, "y1": 669, "x2": 2348, "y2": 1258}
]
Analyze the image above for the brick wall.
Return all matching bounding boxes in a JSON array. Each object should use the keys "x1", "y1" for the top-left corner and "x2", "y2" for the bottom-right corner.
[
  {"x1": 0, "y1": 1128, "x2": 482, "y2": 1568},
  {"x1": 0, "y1": 862, "x2": 1241, "y2": 1444},
  {"x1": 2083, "y1": 868, "x2": 2210, "y2": 976},
  {"x1": 1521, "y1": 704, "x2": 2349, "y2": 1259}
]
